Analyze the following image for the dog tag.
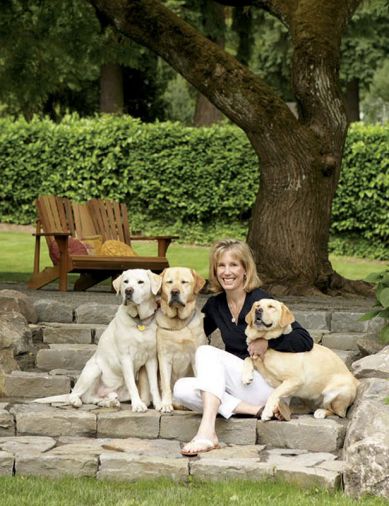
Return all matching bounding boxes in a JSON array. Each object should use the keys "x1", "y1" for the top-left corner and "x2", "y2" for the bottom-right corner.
[{"x1": 137, "y1": 324, "x2": 145, "y2": 331}]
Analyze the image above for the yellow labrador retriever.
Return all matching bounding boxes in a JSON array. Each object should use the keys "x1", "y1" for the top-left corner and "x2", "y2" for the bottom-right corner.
[
  {"x1": 156, "y1": 267, "x2": 207, "y2": 413},
  {"x1": 34, "y1": 269, "x2": 162, "y2": 412},
  {"x1": 242, "y1": 299, "x2": 359, "y2": 421}
]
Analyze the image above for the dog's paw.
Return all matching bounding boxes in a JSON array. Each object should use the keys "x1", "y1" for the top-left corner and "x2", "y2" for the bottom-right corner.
[
  {"x1": 241, "y1": 372, "x2": 254, "y2": 385},
  {"x1": 98, "y1": 398, "x2": 120, "y2": 408},
  {"x1": 314, "y1": 408, "x2": 328, "y2": 419},
  {"x1": 69, "y1": 395, "x2": 82, "y2": 408},
  {"x1": 160, "y1": 403, "x2": 174, "y2": 413},
  {"x1": 131, "y1": 401, "x2": 148, "y2": 412},
  {"x1": 261, "y1": 403, "x2": 277, "y2": 421}
]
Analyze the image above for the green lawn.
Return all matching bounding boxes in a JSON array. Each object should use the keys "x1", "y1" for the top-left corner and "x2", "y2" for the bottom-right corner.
[
  {"x1": 0, "y1": 231, "x2": 386, "y2": 284},
  {"x1": 0, "y1": 476, "x2": 386, "y2": 506}
]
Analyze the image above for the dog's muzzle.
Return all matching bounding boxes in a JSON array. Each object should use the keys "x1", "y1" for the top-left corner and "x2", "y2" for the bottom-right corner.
[
  {"x1": 254, "y1": 308, "x2": 273, "y2": 328},
  {"x1": 168, "y1": 289, "x2": 185, "y2": 307},
  {"x1": 124, "y1": 287, "x2": 134, "y2": 305}
]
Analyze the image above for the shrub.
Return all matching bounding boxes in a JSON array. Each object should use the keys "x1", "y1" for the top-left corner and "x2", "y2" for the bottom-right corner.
[{"x1": 0, "y1": 116, "x2": 387, "y2": 256}]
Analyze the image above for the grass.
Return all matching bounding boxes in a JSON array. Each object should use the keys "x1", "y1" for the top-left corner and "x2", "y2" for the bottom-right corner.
[
  {"x1": 0, "y1": 231, "x2": 387, "y2": 285},
  {"x1": 0, "y1": 476, "x2": 387, "y2": 506}
]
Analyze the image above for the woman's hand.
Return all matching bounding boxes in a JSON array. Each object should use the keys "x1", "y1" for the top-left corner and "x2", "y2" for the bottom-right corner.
[{"x1": 248, "y1": 338, "x2": 268, "y2": 359}]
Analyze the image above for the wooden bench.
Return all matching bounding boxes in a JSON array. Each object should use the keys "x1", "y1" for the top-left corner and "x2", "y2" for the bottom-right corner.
[{"x1": 28, "y1": 195, "x2": 177, "y2": 291}]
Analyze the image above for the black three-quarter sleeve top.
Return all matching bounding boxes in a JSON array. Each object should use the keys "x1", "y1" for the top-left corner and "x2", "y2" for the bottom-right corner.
[{"x1": 202, "y1": 287, "x2": 313, "y2": 360}]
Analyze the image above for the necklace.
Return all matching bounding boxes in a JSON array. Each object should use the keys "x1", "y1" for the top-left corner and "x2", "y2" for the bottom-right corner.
[{"x1": 227, "y1": 298, "x2": 244, "y2": 324}]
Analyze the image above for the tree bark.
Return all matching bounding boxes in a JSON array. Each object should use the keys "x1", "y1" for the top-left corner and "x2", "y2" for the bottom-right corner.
[
  {"x1": 88, "y1": 0, "x2": 370, "y2": 295},
  {"x1": 99, "y1": 62, "x2": 124, "y2": 114}
]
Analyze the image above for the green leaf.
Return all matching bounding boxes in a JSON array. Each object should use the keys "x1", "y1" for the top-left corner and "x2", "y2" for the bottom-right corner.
[
  {"x1": 359, "y1": 309, "x2": 382, "y2": 321},
  {"x1": 379, "y1": 325, "x2": 389, "y2": 344},
  {"x1": 364, "y1": 271, "x2": 384, "y2": 283},
  {"x1": 377, "y1": 287, "x2": 389, "y2": 308}
]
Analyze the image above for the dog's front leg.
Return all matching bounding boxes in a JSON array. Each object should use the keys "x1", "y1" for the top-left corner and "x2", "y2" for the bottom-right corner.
[
  {"x1": 121, "y1": 357, "x2": 148, "y2": 412},
  {"x1": 241, "y1": 357, "x2": 255, "y2": 385},
  {"x1": 261, "y1": 379, "x2": 302, "y2": 421},
  {"x1": 144, "y1": 357, "x2": 162, "y2": 411},
  {"x1": 158, "y1": 356, "x2": 174, "y2": 413}
]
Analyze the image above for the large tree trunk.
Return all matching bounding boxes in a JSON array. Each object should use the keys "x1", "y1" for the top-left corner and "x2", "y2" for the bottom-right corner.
[
  {"x1": 88, "y1": 0, "x2": 370, "y2": 295},
  {"x1": 100, "y1": 62, "x2": 124, "y2": 114}
]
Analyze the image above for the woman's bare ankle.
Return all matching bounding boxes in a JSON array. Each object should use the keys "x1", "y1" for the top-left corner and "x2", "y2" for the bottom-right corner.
[{"x1": 233, "y1": 401, "x2": 262, "y2": 416}]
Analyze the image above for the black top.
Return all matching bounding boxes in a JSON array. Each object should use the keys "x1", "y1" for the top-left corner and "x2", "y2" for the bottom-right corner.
[{"x1": 202, "y1": 288, "x2": 313, "y2": 360}]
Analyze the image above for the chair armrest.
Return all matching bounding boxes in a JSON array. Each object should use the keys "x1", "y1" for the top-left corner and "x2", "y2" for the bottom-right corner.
[
  {"x1": 130, "y1": 235, "x2": 179, "y2": 241},
  {"x1": 130, "y1": 235, "x2": 179, "y2": 257},
  {"x1": 33, "y1": 232, "x2": 71, "y2": 237}
]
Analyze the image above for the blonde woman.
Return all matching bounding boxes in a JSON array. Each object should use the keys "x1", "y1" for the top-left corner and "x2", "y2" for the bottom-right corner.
[{"x1": 173, "y1": 239, "x2": 313, "y2": 456}]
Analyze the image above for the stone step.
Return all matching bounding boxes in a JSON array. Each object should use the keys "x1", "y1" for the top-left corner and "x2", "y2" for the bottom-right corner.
[
  {"x1": 36, "y1": 344, "x2": 97, "y2": 371},
  {"x1": 3, "y1": 371, "x2": 71, "y2": 398},
  {"x1": 34, "y1": 341, "x2": 360, "y2": 374},
  {"x1": 0, "y1": 433, "x2": 343, "y2": 489},
  {"x1": 3, "y1": 401, "x2": 348, "y2": 454}
]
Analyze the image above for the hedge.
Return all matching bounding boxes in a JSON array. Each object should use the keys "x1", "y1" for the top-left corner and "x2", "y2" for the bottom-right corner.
[{"x1": 0, "y1": 115, "x2": 387, "y2": 258}]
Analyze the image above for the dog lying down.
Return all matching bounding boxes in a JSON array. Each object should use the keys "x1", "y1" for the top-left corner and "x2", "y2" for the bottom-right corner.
[
  {"x1": 242, "y1": 299, "x2": 359, "y2": 421},
  {"x1": 34, "y1": 269, "x2": 162, "y2": 412}
]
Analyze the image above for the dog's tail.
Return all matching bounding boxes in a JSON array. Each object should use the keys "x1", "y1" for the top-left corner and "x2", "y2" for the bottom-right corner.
[{"x1": 32, "y1": 394, "x2": 70, "y2": 404}]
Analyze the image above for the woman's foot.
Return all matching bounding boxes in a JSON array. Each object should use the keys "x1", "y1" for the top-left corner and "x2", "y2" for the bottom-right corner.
[{"x1": 180, "y1": 435, "x2": 220, "y2": 457}]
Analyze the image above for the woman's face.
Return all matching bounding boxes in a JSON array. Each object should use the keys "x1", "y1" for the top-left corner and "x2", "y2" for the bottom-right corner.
[{"x1": 216, "y1": 251, "x2": 246, "y2": 292}]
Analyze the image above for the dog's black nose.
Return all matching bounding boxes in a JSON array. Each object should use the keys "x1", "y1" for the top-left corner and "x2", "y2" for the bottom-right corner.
[
  {"x1": 171, "y1": 289, "x2": 180, "y2": 296},
  {"x1": 256, "y1": 307, "x2": 263, "y2": 314},
  {"x1": 125, "y1": 287, "x2": 134, "y2": 295}
]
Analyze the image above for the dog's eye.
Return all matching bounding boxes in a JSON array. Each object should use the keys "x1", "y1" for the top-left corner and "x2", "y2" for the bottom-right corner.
[
  {"x1": 137, "y1": 280, "x2": 144, "y2": 284},
  {"x1": 123, "y1": 280, "x2": 128, "y2": 284},
  {"x1": 181, "y1": 280, "x2": 188, "y2": 284},
  {"x1": 166, "y1": 280, "x2": 173, "y2": 284}
]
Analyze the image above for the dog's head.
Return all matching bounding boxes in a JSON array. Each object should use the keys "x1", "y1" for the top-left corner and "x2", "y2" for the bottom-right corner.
[
  {"x1": 245, "y1": 299, "x2": 295, "y2": 340},
  {"x1": 112, "y1": 269, "x2": 161, "y2": 307},
  {"x1": 160, "y1": 267, "x2": 205, "y2": 318}
]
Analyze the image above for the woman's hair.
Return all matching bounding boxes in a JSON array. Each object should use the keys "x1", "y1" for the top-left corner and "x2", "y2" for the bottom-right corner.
[{"x1": 208, "y1": 239, "x2": 262, "y2": 293}]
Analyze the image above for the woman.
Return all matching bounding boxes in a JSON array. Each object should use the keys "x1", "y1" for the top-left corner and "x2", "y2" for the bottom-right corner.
[{"x1": 173, "y1": 239, "x2": 313, "y2": 456}]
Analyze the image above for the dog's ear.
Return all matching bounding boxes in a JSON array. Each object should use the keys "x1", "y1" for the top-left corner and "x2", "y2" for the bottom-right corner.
[
  {"x1": 147, "y1": 271, "x2": 162, "y2": 295},
  {"x1": 279, "y1": 303, "x2": 295, "y2": 327},
  {"x1": 245, "y1": 305, "x2": 255, "y2": 326},
  {"x1": 112, "y1": 274, "x2": 123, "y2": 294},
  {"x1": 191, "y1": 270, "x2": 206, "y2": 295}
]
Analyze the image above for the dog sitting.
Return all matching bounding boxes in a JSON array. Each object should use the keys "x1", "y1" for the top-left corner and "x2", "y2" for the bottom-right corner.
[
  {"x1": 242, "y1": 299, "x2": 359, "y2": 421},
  {"x1": 34, "y1": 269, "x2": 162, "y2": 412},
  {"x1": 156, "y1": 267, "x2": 207, "y2": 413}
]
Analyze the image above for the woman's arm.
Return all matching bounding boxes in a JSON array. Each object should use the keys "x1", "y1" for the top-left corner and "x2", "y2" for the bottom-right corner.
[{"x1": 268, "y1": 322, "x2": 314, "y2": 352}]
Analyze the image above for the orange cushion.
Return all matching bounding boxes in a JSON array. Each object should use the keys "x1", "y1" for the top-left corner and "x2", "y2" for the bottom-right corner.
[
  {"x1": 81, "y1": 235, "x2": 104, "y2": 256},
  {"x1": 100, "y1": 240, "x2": 138, "y2": 257},
  {"x1": 48, "y1": 237, "x2": 88, "y2": 265}
]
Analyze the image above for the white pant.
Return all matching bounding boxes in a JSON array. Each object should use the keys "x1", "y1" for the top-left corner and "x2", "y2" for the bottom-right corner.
[{"x1": 173, "y1": 345, "x2": 274, "y2": 419}]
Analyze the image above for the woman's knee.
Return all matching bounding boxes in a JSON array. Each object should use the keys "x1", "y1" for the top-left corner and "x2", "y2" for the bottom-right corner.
[
  {"x1": 195, "y1": 344, "x2": 217, "y2": 363},
  {"x1": 173, "y1": 377, "x2": 195, "y2": 403}
]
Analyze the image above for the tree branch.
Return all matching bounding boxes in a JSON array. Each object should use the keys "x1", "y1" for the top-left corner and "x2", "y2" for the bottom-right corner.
[{"x1": 89, "y1": 0, "x2": 297, "y2": 135}]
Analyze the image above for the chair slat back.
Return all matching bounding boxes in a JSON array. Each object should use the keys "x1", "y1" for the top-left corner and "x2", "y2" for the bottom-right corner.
[
  {"x1": 36, "y1": 195, "x2": 75, "y2": 246},
  {"x1": 72, "y1": 202, "x2": 98, "y2": 239},
  {"x1": 87, "y1": 199, "x2": 131, "y2": 245}
]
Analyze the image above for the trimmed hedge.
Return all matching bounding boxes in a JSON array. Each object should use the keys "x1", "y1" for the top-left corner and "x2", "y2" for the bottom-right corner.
[{"x1": 0, "y1": 116, "x2": 387, "y2": 257}]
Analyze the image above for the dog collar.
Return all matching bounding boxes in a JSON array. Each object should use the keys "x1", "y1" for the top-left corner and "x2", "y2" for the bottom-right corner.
[
  {"x1": 133, "y1": 309, "x2": 157, "y2": 331},
  {"x1": 158, "y1": 309, "x2": 197, "y2": 331}
]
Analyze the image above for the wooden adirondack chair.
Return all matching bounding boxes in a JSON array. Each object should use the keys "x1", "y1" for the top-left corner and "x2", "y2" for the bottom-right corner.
[{"x1": 28, "y1": 195, "x2": 177, "y2": 291}]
